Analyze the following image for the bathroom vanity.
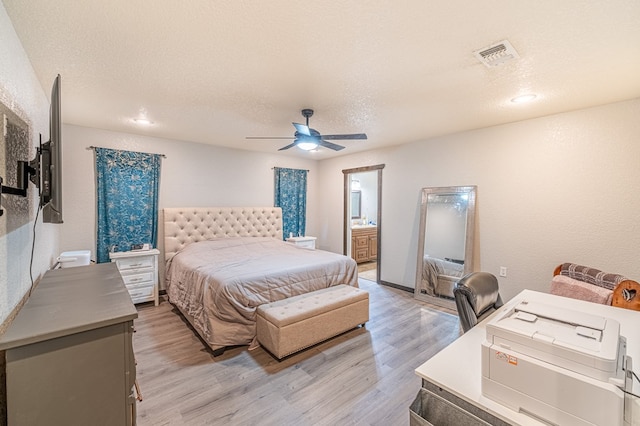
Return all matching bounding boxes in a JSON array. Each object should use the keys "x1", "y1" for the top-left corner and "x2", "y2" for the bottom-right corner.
[{"x1": 351, "y1": 225, "x2": 378, "y2": 263}]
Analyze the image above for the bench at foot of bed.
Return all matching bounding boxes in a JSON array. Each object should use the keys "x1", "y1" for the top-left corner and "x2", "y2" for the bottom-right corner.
[{"x1": 256, "y1": 285, "x2": 369, "y2": 359}]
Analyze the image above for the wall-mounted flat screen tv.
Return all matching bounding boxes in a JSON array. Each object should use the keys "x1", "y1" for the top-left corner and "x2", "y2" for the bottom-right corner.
[{"x1": 41, "y1": 74, "x2": 62, "y2": 224}]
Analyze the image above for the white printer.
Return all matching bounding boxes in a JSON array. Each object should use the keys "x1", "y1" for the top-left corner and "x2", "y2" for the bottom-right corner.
[{"x1": 482, "y1": 299, "x2": 633, "y2": 426}]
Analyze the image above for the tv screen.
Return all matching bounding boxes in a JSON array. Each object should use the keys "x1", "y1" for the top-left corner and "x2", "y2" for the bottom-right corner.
[{"x1": 42, "y1": 74, "x2": 62, "y2": 224}]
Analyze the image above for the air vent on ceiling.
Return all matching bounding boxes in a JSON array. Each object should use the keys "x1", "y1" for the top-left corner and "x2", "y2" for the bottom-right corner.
[{"x1": 474, "y1": 40, "x2": 519, "y2": 67}]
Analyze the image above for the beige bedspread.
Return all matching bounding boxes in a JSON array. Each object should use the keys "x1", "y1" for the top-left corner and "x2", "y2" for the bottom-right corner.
[
  {"x1": 422, "y1": 255, "x2": 464, "y2": 294},
  {"x1": 166, "y1": 237, "x2": 358, "y2": 349}
]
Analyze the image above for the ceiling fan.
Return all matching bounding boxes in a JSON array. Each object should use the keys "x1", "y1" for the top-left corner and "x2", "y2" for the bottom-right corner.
[{"x1": 246, "y1": 109, "x2": 367, "y2": 151}]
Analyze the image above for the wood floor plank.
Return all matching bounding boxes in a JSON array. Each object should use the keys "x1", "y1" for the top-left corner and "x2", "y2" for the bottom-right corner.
[{"x1": 133, "y1": 279, "x2": 461, "y2": 425}]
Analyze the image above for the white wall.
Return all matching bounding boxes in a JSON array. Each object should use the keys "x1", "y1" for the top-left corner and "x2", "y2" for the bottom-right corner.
[
  {"x1": 0, "y1": 3, "x2": 59, "y2": 325},
  {"x1": 318, "y1": 99, "x2": 640, "y2": 301},
  {"x1": 60, "y1": 125, "x2": 319, "y2": 285}
]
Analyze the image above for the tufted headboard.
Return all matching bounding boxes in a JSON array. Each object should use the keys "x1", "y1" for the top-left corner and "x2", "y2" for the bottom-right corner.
[{"x1": 163, "y1": 207, "x2": 283, "y2": 261}]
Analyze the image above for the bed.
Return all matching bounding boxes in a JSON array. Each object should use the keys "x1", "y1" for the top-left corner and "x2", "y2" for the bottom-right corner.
[
  {"x1": 163, "y1": 207, "x2": 359, "y2": 355},
  {"x1": 421, "y1": 255, "x2": 465, "y2": 298}
]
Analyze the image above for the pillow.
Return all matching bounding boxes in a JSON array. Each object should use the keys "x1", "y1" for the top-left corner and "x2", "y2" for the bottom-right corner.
[
  {"x1": 550, "y1": 274, "x2": 613, "y2": 305},
  {"x1": 558, "y1": 263, "x2": 625, "y2": 290}
]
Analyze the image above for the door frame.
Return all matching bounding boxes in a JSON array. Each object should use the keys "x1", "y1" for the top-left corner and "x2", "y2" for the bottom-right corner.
[{"x1": 342, "y1": 164, "x2": 385, "y2": 283}]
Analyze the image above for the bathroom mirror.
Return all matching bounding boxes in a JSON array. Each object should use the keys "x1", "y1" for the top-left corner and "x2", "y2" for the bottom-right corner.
[
  {"x1": 415, "y1": 186, "x2": 476, "y2": 308},
  {"x1": 351, "y1": 190, "x2": 361, "y2": 219}
]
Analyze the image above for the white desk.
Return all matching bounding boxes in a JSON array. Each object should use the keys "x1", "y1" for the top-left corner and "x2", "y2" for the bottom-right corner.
[{"x1": 415, "y1": 290, "x2": 640, "y2": 425}]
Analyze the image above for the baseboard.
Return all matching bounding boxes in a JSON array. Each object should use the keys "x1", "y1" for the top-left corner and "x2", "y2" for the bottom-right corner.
[{"x1": 379, "y1": 280, "x2": 414, "y2": 293}]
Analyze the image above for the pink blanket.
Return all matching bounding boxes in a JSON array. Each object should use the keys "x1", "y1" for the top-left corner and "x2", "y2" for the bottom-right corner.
[{"x1": 550, "y1": 274, "x2": 613, "y2": 305}]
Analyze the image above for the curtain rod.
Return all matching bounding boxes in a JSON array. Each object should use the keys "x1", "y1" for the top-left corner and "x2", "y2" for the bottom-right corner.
[
  {"x1": 87, "y1": 146, "x2": 167, "y2": 158},
  {"x1": 271, "y1": 167, "x2": 309, "y2": 172}
]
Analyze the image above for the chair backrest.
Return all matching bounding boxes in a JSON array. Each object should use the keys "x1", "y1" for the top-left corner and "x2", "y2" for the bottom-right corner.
[{"x1": 454, "y1": 272, "x2": 503, "y2": 333}]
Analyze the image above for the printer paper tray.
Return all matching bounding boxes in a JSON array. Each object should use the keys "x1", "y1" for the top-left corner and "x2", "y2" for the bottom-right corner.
[{"x1": 482, "y1": 342, "x2": 624, "y2": 426}]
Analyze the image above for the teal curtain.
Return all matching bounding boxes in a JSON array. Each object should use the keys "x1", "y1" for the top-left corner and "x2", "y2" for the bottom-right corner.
[
  {"x1": 274, "y1": 167, "x2": 307, "y2": 239},
  {"x1": 95, "y1": 148, "x2": 161, "y2": 263}
]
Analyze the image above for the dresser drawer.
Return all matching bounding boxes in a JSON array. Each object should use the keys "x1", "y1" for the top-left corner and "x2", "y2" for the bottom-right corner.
[
  {"x1": 122, "y1": 271, "x2": 154, "y2": 286},
  {"x1": 114, "y1": 256, "x2": 154, "y2": 272},
  {"x1": 127, "y1": 282, "x2": 155, "y2": 303}
]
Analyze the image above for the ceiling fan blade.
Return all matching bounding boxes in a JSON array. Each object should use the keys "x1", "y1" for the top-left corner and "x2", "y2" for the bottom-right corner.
[
  {"x1": 320, "y1": 133, "x2": 367, "y2": 140},
  {"x1": 246, "y1": 136, "x2": 295, "y2": 140},
  {"x1": 292, "y1": 122, "x2": 311, "y2": 136},
  {"x1": 318, "y1": 139, "x2": 345, "y2": 151},
  {"x1": 278, "y1": 142, "x2": 298, "y2": 151}
]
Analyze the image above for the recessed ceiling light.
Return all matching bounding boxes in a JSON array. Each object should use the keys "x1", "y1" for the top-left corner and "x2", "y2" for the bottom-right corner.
[
  {"x1": 511, "y1": 94, "x2": 537, "y2": 104},
  {"x1": 133, "y1": 118, "x2": 154, "y2": 125}
]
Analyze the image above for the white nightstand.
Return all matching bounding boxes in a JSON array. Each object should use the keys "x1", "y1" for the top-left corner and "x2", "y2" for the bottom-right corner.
[
  {"x1": 109, "y1": 248, "x2": 160, "y2": 306},
  {"x1": 286, "y1": 236, "x2": 317, "y2": 249}
]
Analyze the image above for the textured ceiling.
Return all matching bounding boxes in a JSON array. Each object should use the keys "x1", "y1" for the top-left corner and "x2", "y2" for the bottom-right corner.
[{"x1": 3, "y1": 1, "x2": 640, "y2": 159}]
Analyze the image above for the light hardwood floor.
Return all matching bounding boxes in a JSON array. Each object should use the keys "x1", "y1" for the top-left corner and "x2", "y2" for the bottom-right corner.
[
  {"x1": 357, "y1": 261, "x2": 377, "y2": 281},
  {"x1": 133, "y1": 279, "x2": 461, "y2": 426}
]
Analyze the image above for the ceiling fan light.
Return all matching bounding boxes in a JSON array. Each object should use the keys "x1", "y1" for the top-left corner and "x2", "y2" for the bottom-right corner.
[{"x1": 297, "y1": 141, "x2": 319, "y2": 151}]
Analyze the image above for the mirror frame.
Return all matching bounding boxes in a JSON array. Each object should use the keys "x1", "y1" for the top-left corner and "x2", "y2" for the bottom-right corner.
[{"x1": 414, "y1": 185, "x2": 477, "y2": 307}]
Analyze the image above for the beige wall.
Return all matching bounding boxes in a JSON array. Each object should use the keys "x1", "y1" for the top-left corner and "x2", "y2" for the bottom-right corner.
[
  {"x1": 0, "y1": 4, "x2": 59, "y2": 325},
  {"x1": 318, "y1": 99, "x2": 640, "y2": 301},
  {"x1": 60, "y1": 125, "x2": 319, "y2": 281}
]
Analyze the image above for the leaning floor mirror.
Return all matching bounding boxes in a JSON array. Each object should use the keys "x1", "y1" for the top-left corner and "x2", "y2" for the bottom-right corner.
[{"x1": 415, "y1": 186, "x2": 477, "y2": 308}]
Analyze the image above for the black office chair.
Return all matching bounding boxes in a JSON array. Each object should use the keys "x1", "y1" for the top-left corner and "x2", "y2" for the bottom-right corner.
[{"x1": 453, "y1": 272, "x2": 503, "y2": 333}]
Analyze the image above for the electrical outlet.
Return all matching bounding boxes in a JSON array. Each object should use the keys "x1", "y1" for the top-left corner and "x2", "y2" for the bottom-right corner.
[{"x1": 499, "y1": 266, "x2": 507, "y2": 277}]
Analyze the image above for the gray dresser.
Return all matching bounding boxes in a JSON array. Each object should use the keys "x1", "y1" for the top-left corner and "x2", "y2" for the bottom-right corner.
[{"x1": 0, "y1": 263, "x2": 138, "y2": 425}]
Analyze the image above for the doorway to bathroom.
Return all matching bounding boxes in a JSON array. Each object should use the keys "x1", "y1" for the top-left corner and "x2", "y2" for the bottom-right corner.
[{"x1": 342, "y1": 164, "x2": 384, "y2": 283}]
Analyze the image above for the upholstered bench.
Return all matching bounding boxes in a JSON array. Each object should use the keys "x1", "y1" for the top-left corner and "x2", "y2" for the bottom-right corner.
[{"x1": 256, "y1": 285, "x2": 369, "y2": 359}]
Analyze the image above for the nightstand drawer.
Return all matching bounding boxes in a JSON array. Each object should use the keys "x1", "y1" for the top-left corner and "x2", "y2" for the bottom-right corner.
[
  {"x1": 109, "y1": 248, "x2": 160, "y2": 306},
  {"x1": 122, "y1": 271, "x2": 154, "y2": 286},
  {"x1": 296, "y1": 239, "x2": 315, "y2": 249},
  {"x1": 127, "y1": 282, "x2": 155, "y2": 303},
  {"x1": 114, "y1": 255, "x2": 154, "y2": 271},
  {"x1": 286, "y1": 236, "x2": 317, "y2": 250}
]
